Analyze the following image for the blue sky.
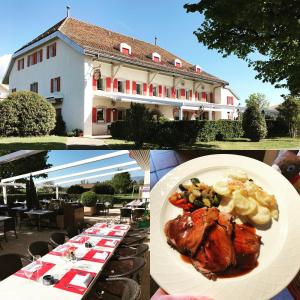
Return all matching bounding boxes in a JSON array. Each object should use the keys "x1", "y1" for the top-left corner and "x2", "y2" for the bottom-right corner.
[
  {"x1": 0, "y1": 0, "x2": 288, "y2": 105},
  {"x1": 43, "y1": 150, "x2": 144, "y2": 187}
]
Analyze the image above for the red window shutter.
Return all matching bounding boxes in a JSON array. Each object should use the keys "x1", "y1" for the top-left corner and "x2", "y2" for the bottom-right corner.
[
  {"x1": 126, "y1": 80, "x2": 130, "y2": 94},
  {"x1": 57, "y1": 77, "x2": 61, "y2": 92},
  {"x1": 53, "y1": 43, "x2": 57, "y2": 56},
  {"x1": 33, "y1": 53, "x2": 37, "y2": 64},
  {"x1": 113, "y1": 109, "x2": 118, "y2": 121},
  {"x1": 210, "y1": 92, "x2": 214, "y2": 103},
  {"x1": 106, "y1": 77, "x2": 111, "y2": 92},
  {"x1": 47, "y1": 46, "x2": 50, "y2": 59},
  {"x1": 153, "y1": 56, "x2": 159, "y2": 62},
  {"x1": 176, "y1": 62, "x2": 181, "y2": 68},
  {"x1": 195, "y1": 91, "x2": 198, "y2": 100},
  {"x1": 17, "y1": 60, "x2": 20, "y2": 71},
  {"x1": 27, "y1": 56, "x2": 30, "y2": 67},
  {"x1": 92, "y1": 77, "x2": 97, "y2": 90},
  {"x1": 202, "y1": 92, "x2": 207, "y2": 102},
  {"x1": 106, "y1": 108, "x2": 112, "y2": 123},
  {"x1": 132, "y1": 81, "x2": 137, "y2": 95},
  {"x1": 181, "y1": 89, "x2": 185, "y2": 99},
  {"x1": 50, "y1": 79, "x2": 54, "y2": 93},
  {"x1": 231, "y1": 97, "x2": 234, "y2": 105},
  {"x1": 40, "y1": 49, "x2": 43, "y2": 62},
  {"x1": 143, "y1": 83, "x2": 147, "y2": 95},
  {"x1": 113, "y1": 79, "x2": 118, "y2": 92},
  {"x1": 190, "y1": 90, "x2": 193, "y2": 100},
  {"x1": 227, "y1": 96, "x2": 229, "y2": 105},
  {"x1": 92, "y1": 107, "x2": 97, "y2": 123},
  {"x1": 149, "y1": 84, "x2": 153, "y2": 96},
  {"x1": 172, "y1": 87, "x2": 176, "y2": 99},
  {"x1": 158, "y1": 85, "x2": 162, "y2": 97}
]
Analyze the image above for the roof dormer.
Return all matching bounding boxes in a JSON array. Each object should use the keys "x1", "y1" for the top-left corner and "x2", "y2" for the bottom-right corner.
[
  {"x1": 195, "y1": 65, "x2": 202, "y2": 73},
  {"x1": 120, "y1": 42, "x2": 131, "y2": 55},
  {"x1": 174, "y1": 58, "x2": 182, "y2": 68},
  {"x1": 152, "y1": 52, "x2": 161, "y2": 63}
]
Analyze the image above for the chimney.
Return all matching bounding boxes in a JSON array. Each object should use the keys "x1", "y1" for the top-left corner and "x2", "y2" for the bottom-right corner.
[
  {"x1": 66, "y1": 6, "x2": 71, "y2": 17},
  {"x1": 154, "y1": 36, "x2": 158, "y2": 45}
]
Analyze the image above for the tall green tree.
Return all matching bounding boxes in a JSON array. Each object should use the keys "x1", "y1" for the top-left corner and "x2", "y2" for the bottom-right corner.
[
  {"x1": 0, "y1": 151, "x2": 51, "y2": 182},
  {"x1": 184, "y1": 1, "x2": 300, "y2": 95},
  {"x1": 110, "y1": 172, "x2": 132, "y2": 194},
  {"x1": 276, "y1": 96, "x2": 300, "y2": 138},
  {"x1": 245, "y1": 93, "x2": 270, "y2": 110}
]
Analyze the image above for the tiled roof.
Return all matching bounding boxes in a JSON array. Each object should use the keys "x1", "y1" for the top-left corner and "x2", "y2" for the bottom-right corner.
[{"x1": 16, "y1": 17, "x2": 227, "y2": 85}]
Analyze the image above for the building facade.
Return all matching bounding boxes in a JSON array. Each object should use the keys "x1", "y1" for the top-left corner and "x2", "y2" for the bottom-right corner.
[
  {"x1": 3, "y1": 17, "x2": 240, "y2": 136},
  {"x1": 0, "y1": 84, "x2": 9, "y2": 100}
]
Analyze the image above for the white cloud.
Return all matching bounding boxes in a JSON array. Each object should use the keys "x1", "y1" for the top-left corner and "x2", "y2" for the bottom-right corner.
[{"x1": 0, "y1": 54, "x2": 12, "y2": 82}]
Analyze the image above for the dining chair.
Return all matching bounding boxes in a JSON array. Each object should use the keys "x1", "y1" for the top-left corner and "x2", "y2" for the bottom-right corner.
[
  {"x1": 113, "y1": 243, "x2": 149, "y2": 260},
  {"x1": 3, "y1": 218, "x2": 17, "y2": 242},
  {"x1": 120, "y1": 233, "x2": 148, "y2": 246},
  {"x1": 0, "y1": 253, "x2": 31, "y2": 281},
  {"x1": 100, "y1": 257, "x2": 146, "y2": 282},
  {"x1": 28, "y1": 241, "x2": 53, "y2": 259},
  {"x1": 66, "y1": 226, "x2": 79, "y2": 238},
  {"x1": 49, "y1": 232, "x2": 68, "y2": 247},
  {"x1": 120, "y1": 208, "x2": 132, "y2": 223},
  {"x1": 87, "y1": 277, "x2": 141, "y2": 300},
  {"x1": 131, "y1": 208, "x2": 145, "y2": 222}
]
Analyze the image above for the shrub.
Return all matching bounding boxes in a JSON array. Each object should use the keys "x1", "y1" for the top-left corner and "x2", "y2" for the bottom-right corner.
[
  {"x1": 0, "y1": 91, "x2": 56, "y2": 137},
  {"x1": 92, "y1": 183, "x2": 115, "y2": 195},
  {"x1": 67, "y1": 185, "x2": 86, "y2": 194},
  {"x1": 80, "y1": 191, "x2": 97, "y2": 207},
  {"x1": 266, "y1": 119, "x2": 289, "y2": 137},
  {"x1": 72, "y1": 128, "x2": 83, "y2": 137},
  {"x1": 215, "y1": 120, "x2": 244, "y2": 141},
  {"x1": 242, "y1": 105, "x2": 267, "y2": 141},
  {"x1": 51, "y1": 114, "x2": 67, "y2": 136}
]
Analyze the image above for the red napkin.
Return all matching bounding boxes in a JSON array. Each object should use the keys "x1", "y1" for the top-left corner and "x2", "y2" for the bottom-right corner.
[
  {"x1": 96, "y1": 238, "x2": 119, "y2": 248},
  {"x1": 69, "y1": 236, "x2": 90, "y2": 244},
  {"x1": 54, "y1": 269, "x2": 96, "y2": 295},
  {"x1": 83, "y1": 228, "x2": 101, "y2": 235},
  {"x1": 94, "y1": 223, "x2": 107, "y2": 229},
  {"x1": 15, "y1": 261, "x2": 55, "y2": 281},
  {"x1": 50, "y1": 245, "x2": 77, "y2": 257},
  {"x1": 107, "y1": 230, "x2": 125, "y2": 237},
  {"x1": 82, "y1": 249, "x2": 111, "y2": 263},
  {"x1": 113, "y1": 225, "x2": 129, "y2": 230}
]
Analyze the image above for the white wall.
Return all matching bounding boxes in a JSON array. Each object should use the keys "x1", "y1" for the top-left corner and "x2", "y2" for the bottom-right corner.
[{"x1": 9, "y1": 39, "x2": 86, "y2": 132}]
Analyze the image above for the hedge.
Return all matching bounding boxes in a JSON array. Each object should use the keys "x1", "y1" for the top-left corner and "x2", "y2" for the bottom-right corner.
[
  {"x1": 266, "y1": 119, "x2": 289, "y2": 137},
  {"x1": 111, "y1": 120, "x2": 244, "y2": 146},
  {"x1": 0, "y1": 91, "x2": 56, "y2": 137}
]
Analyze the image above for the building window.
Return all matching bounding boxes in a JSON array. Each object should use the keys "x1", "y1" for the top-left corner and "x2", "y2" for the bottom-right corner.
[
  {"x1": 166, "y1": 87, "x2": 171, "y2": 98},
  {"x1": 227, "y1": 96, "x2": 234, "y2": 105},
  {"x1": 153, "y1": 85, "x2": 158, "y2": 97},
  {"x1": 51, "y1": 77, "x2": 61, "y2": 93},
  {"x1": 136, "y1": 83, "x2": 142, "y2": 95},
  {"x1": 120, "y1": 43, "x2": 131, "y2": 55},
  {"x1": 174, "y1": 58, "x2": 182, "y2": 68},
  {"x1": 196, "y1": 92, "x2": 201, "y2": 101},
  {"x1": 97, "y1": 108, "x2": 105, "y2": 123},
  {"x1": 117, "y1": 110, "x2": 126, "y2": 120},
  {"x1": 97, "y1": 78, "x2": 105, "y2": 91},
  {"x1": 30, "y1": 82, "x2": 38, "y2": 93},
  {"x1": 37, "y1": 49, "x2": 43, "y2": 63},
  {"x1": 11, "y1": 88, "x2": 16, "y2": 93},
  {"x1": 27, "y1": 49, "x2": 43, "y2": 67},
  {"x1": 186, "y1": 90, "x2": 190, "y2": 100},
  {"x1": 47, "y1": 43, "x2": 57, "y2": 59},
  {"x1": 152, "y1": 52, "x2": 161, "y2": 62},
  {"x1": 17, "y1": 58, "x2": 24, "y2": 71},
  {"x1": 176, "y1": 89, "x2": 180, "y2": 99},
  {"x1": 118, "y1": 80, "x2": 124, "y2": 93}
]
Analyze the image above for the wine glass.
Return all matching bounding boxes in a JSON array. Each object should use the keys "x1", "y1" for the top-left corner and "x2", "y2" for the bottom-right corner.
[
  {"x1": 24, "y1": 267, "x2": 33, "y2": 281},
  {"x1": 33, "y1": 255, "x2": 42, "y2": 281}
]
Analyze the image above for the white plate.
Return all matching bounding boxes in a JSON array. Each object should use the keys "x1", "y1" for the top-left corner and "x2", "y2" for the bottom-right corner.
[{"x1": 150, "y1": 154, "x2": 300, "y2": 300}]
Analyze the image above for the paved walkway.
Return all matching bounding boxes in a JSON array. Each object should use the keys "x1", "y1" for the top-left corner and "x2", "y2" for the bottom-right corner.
[{"x1": 66, "y1": 137, "x2": 109, "y2": 149}]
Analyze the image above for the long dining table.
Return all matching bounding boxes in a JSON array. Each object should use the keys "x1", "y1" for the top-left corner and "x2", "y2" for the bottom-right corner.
[{"x1": 0, "y1": 222, "x2": 130, "y2": 300}]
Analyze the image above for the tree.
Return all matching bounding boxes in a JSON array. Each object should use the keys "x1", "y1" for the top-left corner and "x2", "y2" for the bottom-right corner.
[
  {"x1": 184, "y1": 1, "x2": 300, "y2": 95},
  {"x1": 67, "y1": 185, "x2": 86, "y2": 194},
  {"x1": 92, "y1": 182, "x2": 115, "y2": 195},
  {"x1": 242, "y1": 103, "x2": 268, "y2": 141},
  {"x1": 245, "y1": 93, "x2": 270, "y2": 110},
  {"x1": 276, "y1": 96, "x2": 300, "y2": 138},
  {"x1": 110, "y1": 172, "x2": 132, "y2": 194},
  {"x1": 0, "y1": 151, "x2": 51, "y2": 183}
]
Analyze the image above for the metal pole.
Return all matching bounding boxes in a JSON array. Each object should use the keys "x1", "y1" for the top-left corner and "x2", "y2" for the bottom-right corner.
[
  {"x1": 2, "y1": 186, "x2": 7, "y2": 204},
  {"x1": 56, "y1": 186, "x2": 59, "y2": 199}
]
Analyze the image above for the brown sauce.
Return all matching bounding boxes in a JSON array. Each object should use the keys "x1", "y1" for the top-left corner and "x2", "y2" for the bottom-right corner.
[
  {"x1": 217, "y1": 261, "x2": 258, "y2": 278},
  {"x1": 180, "y1": 254, "x2": 192, "y2": 264}
]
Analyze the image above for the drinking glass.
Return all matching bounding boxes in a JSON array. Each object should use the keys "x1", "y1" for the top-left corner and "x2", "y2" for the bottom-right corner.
[{"x1": 33, "y1": 255, "x2": 42, "y2": 281}]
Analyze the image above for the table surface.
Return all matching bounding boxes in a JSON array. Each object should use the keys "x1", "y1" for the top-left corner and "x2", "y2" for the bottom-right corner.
[
  {"x1": 25, "y1": 210, "x2": 54, "y2": 215},
  {"x1": 0, "y1": 222, "x2": 130, "y2": 300}
]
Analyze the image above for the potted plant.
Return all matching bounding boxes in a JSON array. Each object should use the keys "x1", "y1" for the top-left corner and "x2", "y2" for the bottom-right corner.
[{"x1": 81, "y1": 191, "x2": 97, "y2": 216}]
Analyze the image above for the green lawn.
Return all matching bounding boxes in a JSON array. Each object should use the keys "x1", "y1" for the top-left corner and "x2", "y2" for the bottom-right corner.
[
  {"x1": 192, "y1": 137, "x2": 300, "y2": 150},
  {"x1": 0, "y1": 136, "x2": 67, "y2": 149}
]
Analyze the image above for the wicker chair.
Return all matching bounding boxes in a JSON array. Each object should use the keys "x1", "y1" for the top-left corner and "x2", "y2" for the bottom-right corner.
[
  {"x1": 3, "y1": 217, "x2": 17, "y2": 242},
  {"x1": 113, "y1": 244, "x2": 149, "y2": 260},
  {"x1": 121, "y1": 233, "x2": 148, "y2": 246},
  {"x1": 101, "y1": 257, "x2": 146, "y2": 281},
  {"x1": 131, "y1": 209, "x2": 145, "y2": 222},
  {"x1": 28, "y1": 241, "x2": 53, "y2": 259},
  {"x1": 120, "y1": 208, "x2": 132, "y2": 223},
  {"x1": 88, "y1": 277, "x2": 141, "y2": 300},
  {"x1": 0, "y1": 253, "x2": 31, "y2": 281},
  {"x1": 50, "y1": 232, "x2": 68, "y2": 247}
]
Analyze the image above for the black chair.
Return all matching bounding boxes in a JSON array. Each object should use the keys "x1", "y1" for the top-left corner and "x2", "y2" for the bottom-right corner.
[
  {"x1": 132, "y1": 209, "x2": 145, "y2": 222},
  {"x1": 66, "y1": 226, "x2": 79, "y2": 238},
  {"x1": 113, "y1": 243, "x2": 149, "y2": 260},
  {"x1": 88, "y1": 277, "x2": 141, "y2": 300},
  {"x1": 3, "y1": 218, "x2": 17, "y2": 242},
  {"x1": 78, "y1": 221, "x2": 92, "y2": 233},
  {"x1": 101, "y1": 257, "x2": 146, "y2": 282},
  {"x1": 121, "y1": 233, "x2": 148, "y2": 246},
  {"x1": 97, "y1": 202, "x2": 106, "y2": 215},
  {"x1": 50, "y1": 232, "x2": 68, "y2": 247},
  {"x1": 28, "y1": 241, "x2": 53, "y2": 259},
  {"x1": 0, "y1": 253, "x2": 31, "y2": 281},
  {"x1": 120, "y1": 208, "x2": 131, "y2": 223}
]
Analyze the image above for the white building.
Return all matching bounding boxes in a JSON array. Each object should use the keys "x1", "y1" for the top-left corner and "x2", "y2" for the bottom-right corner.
[
  {"x1": 0, "y1": 84, "x2": 9, "y2": 100},
  {"x1": 3, "y1": 17, "x2": 240, "y2": 136}
]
